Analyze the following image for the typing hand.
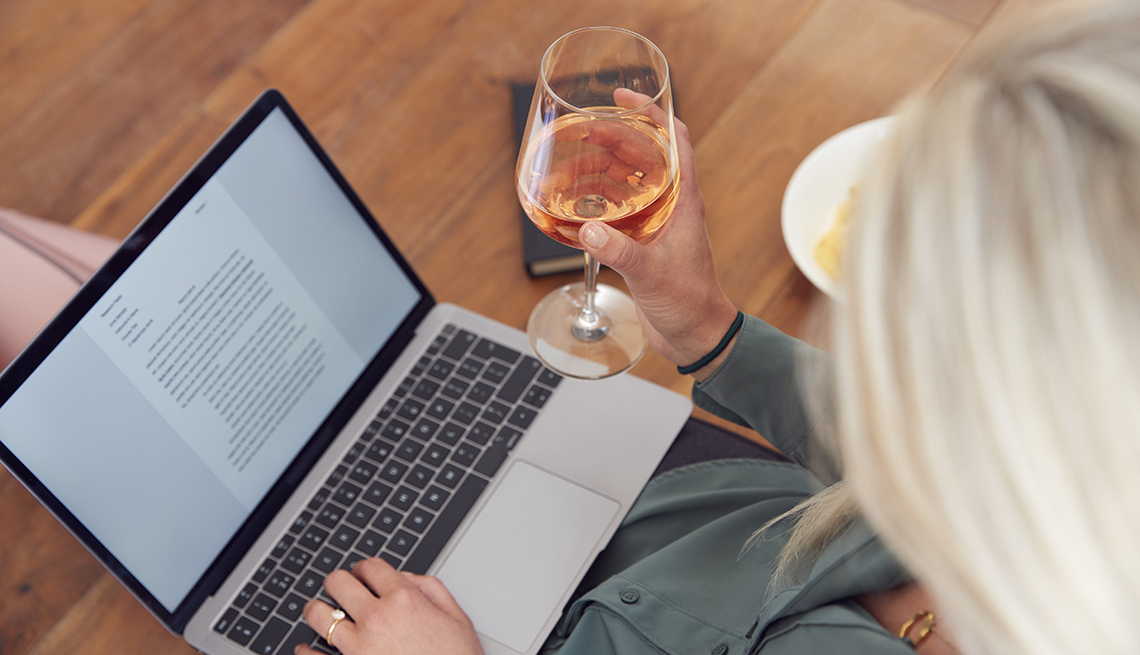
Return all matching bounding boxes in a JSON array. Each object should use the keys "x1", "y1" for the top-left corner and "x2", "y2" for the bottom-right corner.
[{"x1": 298, "y1": 558, "x2": 483, "y2": 655}]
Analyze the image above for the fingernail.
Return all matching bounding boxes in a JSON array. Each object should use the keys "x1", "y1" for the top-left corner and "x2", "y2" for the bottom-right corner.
[{"x1": 581, "y1": 223, "x2": 607, "y2": 248}]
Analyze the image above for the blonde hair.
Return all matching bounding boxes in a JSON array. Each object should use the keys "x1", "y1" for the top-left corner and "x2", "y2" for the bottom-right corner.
[{"x1": 838, "y1": 2, "x2": 1140, "y2": 654}]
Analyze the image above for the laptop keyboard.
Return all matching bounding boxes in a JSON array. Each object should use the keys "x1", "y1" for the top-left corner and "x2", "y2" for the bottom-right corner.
[{"x1": 211, "y1": 323, "x2": 562, "y2": 655}]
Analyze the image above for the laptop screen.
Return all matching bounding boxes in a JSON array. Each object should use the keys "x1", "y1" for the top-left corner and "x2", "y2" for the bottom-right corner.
[{"x1": 0, "y1": 99, "x2": 424, "y2": 616}]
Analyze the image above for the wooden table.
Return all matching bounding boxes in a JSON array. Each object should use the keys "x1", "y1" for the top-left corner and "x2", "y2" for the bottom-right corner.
[{"x1": 1, "y1": 0, "x2": 1050, "y2": 652}]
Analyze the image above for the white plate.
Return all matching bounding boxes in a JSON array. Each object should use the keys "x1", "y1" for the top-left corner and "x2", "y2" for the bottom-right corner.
[{"x1": 781, "y1": 116, "x2": 896, "y2": 302}]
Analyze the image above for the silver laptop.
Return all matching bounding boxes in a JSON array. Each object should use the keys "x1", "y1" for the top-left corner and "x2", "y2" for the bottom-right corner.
[{"x1": 0, "y1": 90, "x2": 690, "y2": 655}]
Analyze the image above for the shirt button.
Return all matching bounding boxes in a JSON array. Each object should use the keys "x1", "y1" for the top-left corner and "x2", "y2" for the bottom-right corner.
[
  {"x1": 712, "y1": 645, "x2": 729, "y2": 655},
  {"x1": 619, "y1": 589, "x2": 639, "y2": 604}
]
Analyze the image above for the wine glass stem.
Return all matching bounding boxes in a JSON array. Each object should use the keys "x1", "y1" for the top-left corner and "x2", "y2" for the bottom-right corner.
[{"x1": 572, "y1": 252, "x2": 608, "y2": 342}]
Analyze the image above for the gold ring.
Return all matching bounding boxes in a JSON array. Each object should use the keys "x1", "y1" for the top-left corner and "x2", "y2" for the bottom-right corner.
[{"x1": 326, "y1": 608, "x2": 347, "y2": 645}]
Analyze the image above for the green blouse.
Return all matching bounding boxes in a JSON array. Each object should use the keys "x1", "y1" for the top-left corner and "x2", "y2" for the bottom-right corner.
[{"x1": 540, "y1": 316, "x2": 914, "y2": 655}]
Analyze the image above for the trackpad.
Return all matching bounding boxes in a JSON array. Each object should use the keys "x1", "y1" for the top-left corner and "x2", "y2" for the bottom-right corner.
[{"x1": 435, "y1": 461, "x2": 619, "y2": 653}]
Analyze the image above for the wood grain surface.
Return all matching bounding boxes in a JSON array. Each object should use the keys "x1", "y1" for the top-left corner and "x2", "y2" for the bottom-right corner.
[{"x1": 0, "y1": 0, "x2": 1060, "y2": 653}]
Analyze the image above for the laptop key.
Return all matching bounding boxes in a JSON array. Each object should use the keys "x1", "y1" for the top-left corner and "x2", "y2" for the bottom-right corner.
[
  {"x1": 227, "y1": 616, "x2": 260, "y2": 646},
  {"x1": 345, "y1": 503, "x2": 376, "y2": 528},
  {"x1": 362, "y1": 481, "x2": 393, "y2": 506},
  {"x1": 507, "y1": 405, "x2": 537, "y2": 429},
  {"x1": 378, "y1": 460, "x2": 410, "y2": 487},
  {"x1": 397, "y1": 399, "x2": 425, "y2": 421},
  {"x1": 411, "y1": 356, "x2": 431, "y2": 377},
  {"x1": 381, "y1": 419, "x2": 409, "y2": 441},
  {"x1": 442, "y1": 329, "x2": 477, "y2": 361},
  {"x1": 390, "y1": 487, "x2": 418, "y2": 511},
  {"x1": 333, "y1": 482, "x2": 362, "y2": 506},
  {"x1": 249, "y1": 616, "x2": 291, "y2": 655},
  {"x1": 326, "y1": 466, "x2": 348, "y2": 487},
  {"x1": 481, "y1": 361, "x2": 510, "y2": 384},
  {"x1": 474, "y1": 443, "x2": 509, "y2": 478},
  {"x1": 406, "y1": 464, "x2": 433, "y2": 489},
  {"x1": 364, "y1": 439, "x2": 397, "y2": 464},
  {"x1": 379, "y1": 552, "x2": 402, "y2": 570},
  {"x1": 471, "y1": 338, "x2": 521, "y2": 364},
  {"x1": 522, "y1": 384, "x2": 552, "y2": 409},
  {"x1": 377, "y1": 398, "x2": 399, "y2": 420},
  {"x1": 537, "y1": 368, "x2": 563, "y2": 387},
  {"x1": 388, "y1": 530, "x2": 418, "y2": 556},
  {"x1": 349, "y1": 461, "x2": 378, "y2": 484},
  {"x1": 412, "y1": 417, "x2": 440, "y2": 441},
  {"x1": 276, "y1": 623, "x2": 318, "y2": 655},
  {"x1": 421, "y1": 443, "x2": 450, "y2": 467},
  {"x1": 466, "y1": 382, "x2": 494, "y2": 405},
  {"x1": 497, "y1": 356, "x2": 542, "y2": 403},
  {"x1": 331, "y1": 525, "x2": 361, "y2": 551},
  {"x1": 282, "y1": 547, "x2": 313, "y2": 574},
  {"x1": 427, "y1": 398, "x2": 454, "y2": 421},
  {"x1": 452, "y1": 402, "x2": 478, "y2": 425},
  {"x1": 341, "y1": 551, "x2": 366, "y2": 572},
  {"x1": 404, "y1": 475, "x2": 489, "y2": 575},
  {"x1": 299, "y1": 525, "x2": 330, "y2": 551},
  {"x1": 252, "y1": 558, "x2": 275, "y2": 583},
  {"x1": 427, "y1": 359, "x2": 455, "y2": 380},
  {"x1": 264, "y1": 570, "x2": 296, "y2": 598},
  {"x1": 362, "y1": 419, "x2": 383, "y2": 440},
  {"x1": 436, "y1": 464, "x2": 464, "y2": 489},
  {"x1": 404, "y1": 507, "x2": 434, "y2": 534},
  {"x1": 456, "y1": 357, "x2": 484, "y2": 379},
  {"x1": 294, "y1": 570, "x2": 324, "y2": 598},
  {"x1": 356, "y1": 530, "x2": 385, "y2": 556},
  {"x1": 313, "y1": 547, "x2": 343, "y2": 573},
  {"x1": 247, "y1": 593, "x2": 277, "y2": 621},
  {"x1": 421, "y1": 486, "x2": 450, "y2": 511},
  {"x1": 411, "y1": 378, "x2": 440, "y2": 401},
  {"x1": 373, "y1": 507, "x2": 403, "y2": 533},
  {"x1": 450, "y1": 443, "x2": 480, "y2": 467},
  {"x1": 276, "y1": 593, "x2": 307, "y2": 622},
  {"x1": 394, "y1": 377, "x2": 414, "y2": 398},
  {"x1": 342, "y1": 439, "x2": 366, "y2": 464},
  {"x1": 288, "y1": 512, "x2": 312, "y2": 536},
  {"x1": 315, "y1": 503, "x2": 346, "y2": 529},
  {"x1": 308, "y1": 487, "x2": 332, "y2": 511},
  {"x1": 438, "y1": 422, "x2": 464, "y2": 445},
  {"x1": 214, "y1": 607, "x2": 240, "y2": 634},
  {"x1": 466, "y1": 421, "x2": 495, "y2": 445},
  {"x1": 440, "y1": 378, "x2": 469, "y2": 400},
  {"x1": 235, "y1": 582, "x2": 258, "y2": 607},
  {"x1": 395, "y1": 440, "x2": 424, "y2": 463},
  {"x1": 481, "y1": 401, "x2": 509, "y2": 425},
  {"x1": 271, "y1": 534, "x2": 295, "y2": 560}
]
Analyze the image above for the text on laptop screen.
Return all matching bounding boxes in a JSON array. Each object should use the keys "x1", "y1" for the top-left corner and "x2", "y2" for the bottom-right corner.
[{"x1": 0, "y1": 108, "x2": 422, "y2": 611}]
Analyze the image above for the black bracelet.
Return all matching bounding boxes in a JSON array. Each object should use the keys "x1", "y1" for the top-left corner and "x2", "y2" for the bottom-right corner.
[{"x1": 677, "y1": 311, "x2": 744, "y2": 375}]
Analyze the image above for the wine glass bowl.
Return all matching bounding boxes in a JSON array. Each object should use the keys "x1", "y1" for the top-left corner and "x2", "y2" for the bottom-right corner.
[{"x1": 517, "y1": 27, "x2": 678, "y2": 379}]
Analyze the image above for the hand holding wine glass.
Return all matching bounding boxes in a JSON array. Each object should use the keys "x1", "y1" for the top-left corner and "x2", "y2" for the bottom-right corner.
[{"x1": 517, "y1": 27, "x2": 680, "y2": 379}]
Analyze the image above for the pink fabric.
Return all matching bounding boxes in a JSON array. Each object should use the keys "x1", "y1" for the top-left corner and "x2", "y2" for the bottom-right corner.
[{"x1": 0, "y1": 208, "x2": 120, "y2": 369}]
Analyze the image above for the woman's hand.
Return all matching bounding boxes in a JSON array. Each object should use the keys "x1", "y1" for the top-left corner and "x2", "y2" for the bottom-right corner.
[
  {"x1": 578, "y1": 116, "x2": 738, "y2": 379},
  {"x1": 298, "y1": 558, "x2": 483, "y2": 655}
]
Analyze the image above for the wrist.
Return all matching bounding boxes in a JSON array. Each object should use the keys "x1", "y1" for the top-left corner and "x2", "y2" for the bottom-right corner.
[{"x1": 674, "y1": 303, "x2": 742, "y2": 380}]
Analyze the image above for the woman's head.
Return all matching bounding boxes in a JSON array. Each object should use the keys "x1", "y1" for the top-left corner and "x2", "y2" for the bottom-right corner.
[{"x1": 840, "y1": 2, "x2": 1140, "y2": 653}]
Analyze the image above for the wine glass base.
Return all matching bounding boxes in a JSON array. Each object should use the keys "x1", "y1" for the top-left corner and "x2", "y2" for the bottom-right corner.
[{"x1": 528, "y1": 282, "x2": 648, "y2": 380}]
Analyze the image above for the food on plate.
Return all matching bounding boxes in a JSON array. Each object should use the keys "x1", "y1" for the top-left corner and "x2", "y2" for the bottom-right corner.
[{"x1": 814, "y1": 185, "x2": 857, "y2": 280}]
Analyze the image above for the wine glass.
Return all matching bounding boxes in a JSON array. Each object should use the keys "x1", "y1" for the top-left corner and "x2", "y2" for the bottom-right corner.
[{"x1": 517, "y1": 27, "x2": 679, "y2": 379}]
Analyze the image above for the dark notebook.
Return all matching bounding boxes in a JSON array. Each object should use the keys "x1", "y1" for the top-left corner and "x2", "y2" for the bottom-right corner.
[{"x1": 512, "y1": 83, "x2": 583, "y2": 277}]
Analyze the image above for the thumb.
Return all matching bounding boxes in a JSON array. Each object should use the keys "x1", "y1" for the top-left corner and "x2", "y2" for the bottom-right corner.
[{"x1": 579, "y1": 222, "x2": 643, "y2": 277}]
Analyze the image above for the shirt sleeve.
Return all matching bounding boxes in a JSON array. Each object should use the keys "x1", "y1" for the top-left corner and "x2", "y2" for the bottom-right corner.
[{"x1": 691, "y1": 315, "x2": 841, "y2": 483}]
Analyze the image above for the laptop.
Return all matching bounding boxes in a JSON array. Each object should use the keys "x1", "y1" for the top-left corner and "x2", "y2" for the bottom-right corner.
[{"x1": 0, "y1": 89, "x2": 691, "y2": 655}]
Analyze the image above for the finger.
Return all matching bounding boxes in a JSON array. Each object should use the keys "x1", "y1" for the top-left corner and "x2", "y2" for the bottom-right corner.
[
  {"x1": 403, "y1": 574, "x2": 472, "y2": 625},
  {"x1": 323, "y1": 568, "x2": 379, "y2": 618},
  {"x1": 579, "y1": 221, "x2": 645, "y2": 277},
  {"x1": 351, "y1": 556, "x2": 413, "y2": 598},
  {"x1": 614, "y1": 88, "x2": 670, "y2": 127},
  {"x1": 302, "y1": 598, "x2": 358, "y2": 653}
]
